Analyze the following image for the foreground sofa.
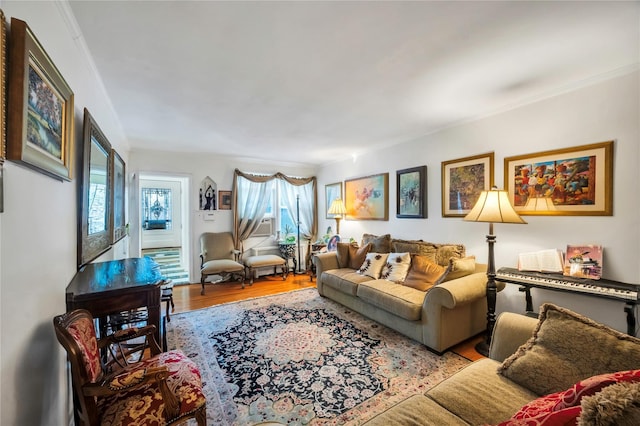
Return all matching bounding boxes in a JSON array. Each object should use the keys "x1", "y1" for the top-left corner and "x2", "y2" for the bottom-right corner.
[
  {"x1": 314, "y1": 234, "x2": 496, "y2": 354},
  {"x1": 364, "y1": 303, "x2": 640, "y2": 425}
]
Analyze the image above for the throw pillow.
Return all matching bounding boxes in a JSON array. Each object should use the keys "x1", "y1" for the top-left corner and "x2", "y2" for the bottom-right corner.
[
  {"x1": 402, "y1": 255, "x2": 449, "y2": 292},
  {"x1": 434, "y1": 243, "x2": 466, "y2": 267},
  {"x1": 380, "y1": 252, "x2": 412, "y2": 283},
  {"x1": 441, "y1": 256, "x2": 476, "y2": 282},
  {"x1": 335, "y1": 242, "x2": 352, "y2": 268},
  {"x1": 358, "y1": 252, "x2": 388, "y2": 279},
  {"x1": 498, "y1": 369, "x2": 640, "y2": 426},
  {"x1": 392, "y1": 239, "x2": 438, "y2": 260},
  {"x1": 361, "y1": 233, "x2": 392, "y2": 253},
  {"x1": 579, "y1": 380, "x2": 640, "y2": 426},
  {"x1": 348, "y1": 243, "x2": 371, "y2": 270},
  {"x1": 498, "y1": 303, "x2": 640, "y2": 396}
]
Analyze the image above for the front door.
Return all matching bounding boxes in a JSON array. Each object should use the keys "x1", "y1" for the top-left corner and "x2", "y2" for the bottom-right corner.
[{"x1": 140, "y1": 179, "x2": 182, "y2": 249}]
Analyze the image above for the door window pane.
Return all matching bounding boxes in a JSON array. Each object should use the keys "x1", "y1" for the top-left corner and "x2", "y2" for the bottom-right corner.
[{"x1": 142, "y1": 188, "x2": 173, "y2": 230}]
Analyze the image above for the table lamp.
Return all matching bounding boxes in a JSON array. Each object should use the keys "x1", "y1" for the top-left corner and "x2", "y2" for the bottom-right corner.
[
  {"x1": 464, "y1": 186, "x2": 526, "y2": 356},
  {"x1": 327, "y1": 198, "x2": 347, "y2": 235}
]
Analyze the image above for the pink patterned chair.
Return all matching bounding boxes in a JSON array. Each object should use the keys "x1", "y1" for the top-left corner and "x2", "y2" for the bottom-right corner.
[{"x1": 53, "y1": 309, "x2": 207, "y2": 425}]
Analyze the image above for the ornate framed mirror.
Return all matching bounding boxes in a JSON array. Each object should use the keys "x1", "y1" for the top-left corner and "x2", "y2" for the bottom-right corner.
[
  {"x1": 111, "y1": 149, "x2": 126, "y2": 243},
  {"x1": 78, "y1": 108, "x2": 113, "y2": 267}
]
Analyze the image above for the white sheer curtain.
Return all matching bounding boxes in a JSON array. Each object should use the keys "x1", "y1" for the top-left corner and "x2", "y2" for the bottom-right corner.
[
  {"x1": 234, "y1": 175, "x2": 275, "y2": 243},
  {"x1": 279, "y1": 179, "x2": 314, "y2": 240}
]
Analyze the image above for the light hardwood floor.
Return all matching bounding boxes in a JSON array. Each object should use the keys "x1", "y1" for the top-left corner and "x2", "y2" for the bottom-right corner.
[{"x1": 170, "y1": 271, "x2": 484, "y2": 361}]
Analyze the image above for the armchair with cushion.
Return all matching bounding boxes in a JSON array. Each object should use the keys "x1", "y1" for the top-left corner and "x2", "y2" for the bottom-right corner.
[
  {"x1": 53, "y1": 309, "x2": 207, "y2": 426},
  {"x1": 199, "y1": 232, "x2": 245, "y2": 294}
]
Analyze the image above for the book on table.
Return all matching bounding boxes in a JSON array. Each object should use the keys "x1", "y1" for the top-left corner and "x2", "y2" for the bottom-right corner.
[{"x1": 517, "y1": 249, "x2": 564, "y2": 273}]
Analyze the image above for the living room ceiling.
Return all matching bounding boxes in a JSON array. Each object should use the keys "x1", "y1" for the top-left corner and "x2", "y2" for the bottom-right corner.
[{"x1": 67, "y1": 1, "x2": 639, "y2": 166}]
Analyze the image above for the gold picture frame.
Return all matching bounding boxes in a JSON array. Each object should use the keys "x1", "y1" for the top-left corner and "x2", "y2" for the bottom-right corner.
[
  {"x1": 441, "y1": 153, "x2": 494, "y2": 217},
  {"x1": 344, "y1": 173, "x2": 389, "y2": 220},
  {"x1": 7, "y1": 18, "x2": 74, "y2": 181},
  {"x1": 504, "y1": 141, "x2": 613, "y2": 216},
  {"x1": 0, "y1": 10, "x2": 6, "y2": 162}
]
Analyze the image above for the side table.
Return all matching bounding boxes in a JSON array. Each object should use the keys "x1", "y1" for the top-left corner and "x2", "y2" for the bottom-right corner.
[
  {"x1": 278, "y1": 242, "x2": 297, "y2": 274},
  {"x1": 308, "y1": 243, "x2": 326, "y2": 281}
]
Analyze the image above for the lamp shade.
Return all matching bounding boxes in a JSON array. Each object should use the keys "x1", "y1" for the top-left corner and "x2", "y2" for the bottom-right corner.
[
  {"x1": 463, "y1": 188, "x2": 527, "y2": 224},
  {"x1": 327, "y1": 198, "x2": 347, "y2": 216}
]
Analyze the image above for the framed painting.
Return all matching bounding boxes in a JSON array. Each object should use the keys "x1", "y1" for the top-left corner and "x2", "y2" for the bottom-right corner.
[
  {"x1": 0, "y1": 9, "x2": 6, "y2": 162},
  {"x1": 219, "y1": 190, "x2": 232, "y2": 210},
  {"x1": 504, "y1": 141, "x2": 613, "y2": 216},
  {"x1": 199, "y1": 176, "x2": 217, "y2": 210},
  {"x1": 442, "y1": 152, "x2": 494, "y2": 217},
  {"x1": 325, "y1": 182, "x2": 342, "y2": 218},
  {"x1": 396, "y1": 166, "x2": 427, "y2": 218},
  {"x1": 344, "y1": 172, "x2": 389, "y2": 220},
  {"x1": 111, "y1": 149, "x2": 126, "y2": 243},
  {"x1": 7, "y1": 18, "x2": 74, "y2": 181}
]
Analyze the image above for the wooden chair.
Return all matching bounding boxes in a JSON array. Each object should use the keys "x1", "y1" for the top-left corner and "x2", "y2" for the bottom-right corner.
[
  {"x1": 53, "y1": 309, "x2": 207, "y2": 426},
  {"x1": 199, "y1": 232, "x2": 245, "y2": 294}
]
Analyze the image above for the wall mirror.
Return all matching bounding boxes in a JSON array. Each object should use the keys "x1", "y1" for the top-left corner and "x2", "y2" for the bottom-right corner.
[
  {"x1": 111, "y1": 149, "x2": 126, "y2": 243},
  {"x1": 78, "y1": 108, "x2": 113, "y2": 267}
]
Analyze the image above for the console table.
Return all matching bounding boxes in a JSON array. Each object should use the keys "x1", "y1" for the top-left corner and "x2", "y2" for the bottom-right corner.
[{"x1": 66, "y1": 257, "x2": 165, "y2": 347}]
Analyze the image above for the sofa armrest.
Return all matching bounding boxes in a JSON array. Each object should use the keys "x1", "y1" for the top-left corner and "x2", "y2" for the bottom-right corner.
[
  {"x1": 425, "y1": 271, "x2": 489, "y2": 309},
  {"x1": 489, "y1": 312, "x2": 538, "y2": 362},
  {"x1": 314, "y1": 252, "x2": 340, "y2": 278}
]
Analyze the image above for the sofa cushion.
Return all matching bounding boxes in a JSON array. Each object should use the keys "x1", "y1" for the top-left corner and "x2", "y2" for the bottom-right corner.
[
  {"x1": 356, "y1": 280, "x2": 425, "y2": 321},
  {"x1": 498, "y1": 303, "x2": 640, "y2": 396},
  {"x1": 322, "y1": 269, "x2": 373, "y2": 296},
  {"x1": 358, "y1": 253, "x2": 389, "y2": 279},
  {"x1": 498, "y1": 369, "x2": 640, "y2": 426},
  {"x1": 380, "y1": 252, "x2": 412, "y2": 283},
  {"x1": 363, "y1": 394, "x2": 468, "y2": 426},
  {"x1": 361, "y1": 233, "x2": 392, "y2": 253},
  {"x1": 403, "y1": 255, "x2": 449, "y2": 291},
  {"x1": 442, "y1": 256, "x2": 476, "y2": 282},
  {"x1": 427, "y1": 358, "x2": 538, "y2": 425},
  {"x1": 336, "y1": 242, "x2": 371, "y2": 269}
]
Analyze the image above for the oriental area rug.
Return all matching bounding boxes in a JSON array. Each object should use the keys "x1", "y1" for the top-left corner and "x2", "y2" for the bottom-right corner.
[{"x1": 166, "y1": 288, "x2": 470, "y2": 425}]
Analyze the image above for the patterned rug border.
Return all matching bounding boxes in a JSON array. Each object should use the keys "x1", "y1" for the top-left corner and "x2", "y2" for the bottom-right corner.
[{"x1": 167, "y1": 287, "x2": 471, "y2": 425}]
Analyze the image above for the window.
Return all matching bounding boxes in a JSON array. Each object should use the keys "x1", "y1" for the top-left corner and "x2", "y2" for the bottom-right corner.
[
  {"x1": 263, "y1": 187, "x2": 297, "y2": 238},
  {"x1": 141, "y1": 188, "x2": 173, "y2": 230}
]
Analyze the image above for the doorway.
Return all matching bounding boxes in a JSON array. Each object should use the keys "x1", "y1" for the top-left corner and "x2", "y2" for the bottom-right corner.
[{"x1": 139, "y1": 175, "x2": 191, "y2": 284}]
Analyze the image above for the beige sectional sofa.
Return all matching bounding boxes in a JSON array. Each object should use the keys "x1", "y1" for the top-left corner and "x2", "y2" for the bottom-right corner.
[
  {"x1": 363, "y1": 303, "x2": 640, "y2": 425},
  {"x1": 313, "y1": 234, "x2": 496, "y2": 354}
]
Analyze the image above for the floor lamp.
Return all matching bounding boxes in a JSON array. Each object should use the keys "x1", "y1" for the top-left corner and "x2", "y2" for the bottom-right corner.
[
  {"x1": 327, "y1": 198, "x2": 347, "y2": 235},
  {"x1": 463, "y1": 187, "x2": 526, "y2": 356}
]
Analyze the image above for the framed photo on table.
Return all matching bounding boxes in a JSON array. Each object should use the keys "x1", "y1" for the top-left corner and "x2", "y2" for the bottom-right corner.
[
  {"x1": 504, "y1": 141, "x2": 613, "y2": 216},
  {"x1": 396, "y1": 166, "x2": 427, "y2": 218},
  {"x1": 7, "y1": 18, "x2": 74, "y2": 181},
  {"x1": 325, "y1": 182, "x2": 342, "y2": 218},
  {"x1": 344, "y1": 172, "x2": 389, "y2": 220},
  {"x1": 442, "y1": 153, "x2": 494, "y2": 217}
]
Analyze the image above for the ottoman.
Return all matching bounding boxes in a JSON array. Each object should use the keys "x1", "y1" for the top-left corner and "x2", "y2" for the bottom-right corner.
[{"x1": 244, "y1": 254, "x2": 287, "y2": 284}]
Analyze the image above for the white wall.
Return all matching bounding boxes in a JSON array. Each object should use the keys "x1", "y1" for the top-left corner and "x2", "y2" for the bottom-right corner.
[
  {"x1": 317, "y1": 71, "x2": 640, "y2": 333},
  {"x1": 127, "y1": 150, "x2": 317, "y2": 283},
  {"x1": 0, "y1": 2, "x2": 130, "y2": 425}
]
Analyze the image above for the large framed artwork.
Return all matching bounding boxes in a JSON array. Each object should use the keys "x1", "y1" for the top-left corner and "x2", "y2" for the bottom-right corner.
[
  {"x1": 324, "y1": 182, "x2": 342, "y2": 218},
  {"x1": 441, "y1": 153, "x2": 494, "y2": 217},
  {"x1": 7, "y1": 18, "x2": 74, "y2": 181},
  {"x1": 344, "y1": 173, "x2": 389, "y2": 220},
  {"x1": 396, "y1": 166, "x2": 427, "y2": 218},
  {"x1": 504, "y1": 141, "x2": 613, "y2": 216}
]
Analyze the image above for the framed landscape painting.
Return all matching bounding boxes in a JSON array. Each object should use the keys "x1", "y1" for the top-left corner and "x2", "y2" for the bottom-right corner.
[
  {"x1": 442, "y1": 153, "x2": 494, "y2": 217},
  {"x1": 344, "y1": 173, "x2": 389, "y2": 221},
  {"x1": 325, "y1": 182, "x2": 342, "y2": 219},
  {"x1": 7, "y1": 18, "x2": 74, "y2": 181},
  {"x1": 396, "y1": 166, "x2": 427, "y2": 218},
  {"x1": 504, "y1": 141, "x2": 613, "y2": 216}
]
